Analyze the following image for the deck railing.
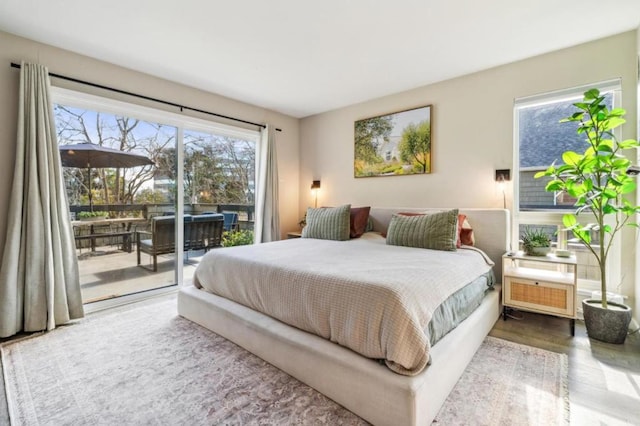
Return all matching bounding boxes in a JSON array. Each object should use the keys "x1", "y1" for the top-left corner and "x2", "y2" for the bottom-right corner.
[{"x1": 70, "y1": 203, "x2": 254, "y2": 251}]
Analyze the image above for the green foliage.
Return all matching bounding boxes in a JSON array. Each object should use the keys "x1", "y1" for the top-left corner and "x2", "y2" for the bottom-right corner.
[
  {"x1": 159, "y1": 136, "x2": 256, "y2": 206},
  {"x1": 398, "y1": 120, "x2": 431, "y2": 173},
  {"x1": 77, "y1": 211, "x2": 108, "y2": 219},
  {"x1": 534, "y1": 88, "x2": 640, "y2": 307},
  {"x1": 354, "y1": 115, "x2": 393, "y2": 165},
  {"x1": 222, "y1": 230, "x2": 254, "y2": 247},
  {"x1": 354, "y1": 161, "x2": 405, "y2": 177},
  {"x1": 134, "y1": 188, "x2": 169, "y2": 204},
  {"x1": 298, "y1": 213, "x2": 306, "y2": 229},
  {"x1": 521, "y1": 227, "x2": 551, "y2": 256},
  {"x1": 379, "y1": 163, "x2": 404, "y2": 175}
]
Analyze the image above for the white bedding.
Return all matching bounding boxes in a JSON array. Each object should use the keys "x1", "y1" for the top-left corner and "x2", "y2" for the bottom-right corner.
[{"x1": 194, "y1": 233, "x2": 493, "y2": 376}]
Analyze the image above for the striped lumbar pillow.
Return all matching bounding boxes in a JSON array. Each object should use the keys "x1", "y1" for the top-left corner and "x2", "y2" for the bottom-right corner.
[
  {"x1": 302, "y1": 204, "x2": 351, "y2": 241},
  {"x1": 386, "y1": 209, "x2": 459, "y2": 251}
]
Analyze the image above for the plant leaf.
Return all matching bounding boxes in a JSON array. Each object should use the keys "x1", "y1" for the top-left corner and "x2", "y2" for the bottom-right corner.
[
  {"x1": 618, "y1": 139, "x2": 640, "y2": 149},
  {"x1": 596, "y1": 140, "x2": 614, "y2": 152},
  {"x1": 562, "y1": 214, "x2": 577, "y2": 228},
  {"x1": 562, "y1": 151, "x2": 582, "y2": 166},
  {"x1": 583, "y1": 89, "x2": 600, "y2": 100},
  {"x1": 620, "y1": 180, "x2": 636, "y2": 194},
  {"x1": 606, "y1": 117, "x2": 626, "y2": 130},
  {"x1": 545, "y1": 180, "x2": 565, "y2": 191}
]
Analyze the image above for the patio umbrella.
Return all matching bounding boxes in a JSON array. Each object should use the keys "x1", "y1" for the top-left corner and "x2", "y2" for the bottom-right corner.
[{"x1": 59, "y1": 143, "x2": 154, "y2": 210}]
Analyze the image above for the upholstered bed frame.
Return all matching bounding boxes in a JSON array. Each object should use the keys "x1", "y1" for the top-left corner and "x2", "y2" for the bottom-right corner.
[{"x1": 177, "y1": 208, "x2": 509, "y2": 425}]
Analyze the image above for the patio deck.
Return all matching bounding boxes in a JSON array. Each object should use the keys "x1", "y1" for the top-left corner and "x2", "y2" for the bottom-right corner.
[{"x1": 77, "y1": 246, "x2": 203, "y2": 304}]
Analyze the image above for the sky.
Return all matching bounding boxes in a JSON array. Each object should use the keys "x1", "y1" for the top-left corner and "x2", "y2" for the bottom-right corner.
[{"x1": 388, "y1": 105, "x2": 431, "y2": 138}]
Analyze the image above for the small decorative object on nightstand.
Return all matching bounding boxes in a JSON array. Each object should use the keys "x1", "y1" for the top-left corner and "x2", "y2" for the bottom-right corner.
[
  {"x1": 502, "y1": 251, "x2": 577, "y2": 336},
  {"x1": 287, "y1": 231, "x2": 302, "y2": 239}
]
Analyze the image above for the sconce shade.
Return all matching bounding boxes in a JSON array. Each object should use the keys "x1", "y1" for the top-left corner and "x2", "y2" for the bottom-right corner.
[
  {"x1": 310, "y1": 180, "x2": 321, "y2": 208},
  {"x1": 495, "y1": 169, "x2": 511, "y2": 182},
  {"x1": 627, "y1": 165, "x2": 640, "y2": 175}
]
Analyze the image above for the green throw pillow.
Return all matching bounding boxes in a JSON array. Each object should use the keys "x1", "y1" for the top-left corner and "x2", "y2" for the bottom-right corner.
[
  {"x1": 386, "y1": 209, "x2": 458, "y2": 251},
  {"x1": 302, "y1": 204, "x2": 351, "y2": 241}
]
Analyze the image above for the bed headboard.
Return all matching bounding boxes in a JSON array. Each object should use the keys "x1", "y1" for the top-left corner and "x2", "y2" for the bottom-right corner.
[{"x1": 369, "y1": 208, "x2": 510, "y2": 283}]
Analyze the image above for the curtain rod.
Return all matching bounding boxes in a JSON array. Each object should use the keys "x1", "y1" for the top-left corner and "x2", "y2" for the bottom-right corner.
[{"x1": 10, "y1": 62, "x2": 282, "y2": 132}]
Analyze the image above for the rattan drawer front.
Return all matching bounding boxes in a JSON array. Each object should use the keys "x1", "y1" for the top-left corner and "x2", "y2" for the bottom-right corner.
[
  {"x1": 504, "y1": 277, "x2": 575, "y2": 317},
  {"x1": 511, "y1": 281, "x2": 566, "y2": 309}
]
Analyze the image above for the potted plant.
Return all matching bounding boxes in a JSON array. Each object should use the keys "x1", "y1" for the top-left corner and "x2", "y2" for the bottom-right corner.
[
  {"x1": 77, "y1": 211, "x2": 109, "y2": 221},
  {"x1": 222, "y1": 230, "x2": 254, "y2": 247},
  {"x1": 535, "y1": 88, "x2": 638, "y2": 344},
  {"x1": 521, "y1": 227, "x2": 552, "y2": 256}
]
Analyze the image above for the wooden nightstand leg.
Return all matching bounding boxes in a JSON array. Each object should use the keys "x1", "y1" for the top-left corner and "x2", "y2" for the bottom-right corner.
[
  {"x1": 570, "y1": 319, "x2": 575, "y2": 336},
  {"x1": 502, "y1": 306, "x2": 508, "y2": 321}
]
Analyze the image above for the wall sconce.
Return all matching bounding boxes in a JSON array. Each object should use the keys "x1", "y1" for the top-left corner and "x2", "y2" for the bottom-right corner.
[
  {"x1": 495, "y1": 169, "x2": 513, "y2": 253},
  {"x1": 495, "y1": 169, "x2": 510, "y2": 209},
  {"x1": 311, "y1": 180, "x2": 321, "y2": 208},
  {"x1": 495, "y1": 169, "x2": 511, "y2": 183}
]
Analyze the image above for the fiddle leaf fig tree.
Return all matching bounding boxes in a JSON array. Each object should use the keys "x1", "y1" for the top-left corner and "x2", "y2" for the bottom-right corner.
[{"x1": 534, "y1": 88, "x2": 640, "y2": 309}]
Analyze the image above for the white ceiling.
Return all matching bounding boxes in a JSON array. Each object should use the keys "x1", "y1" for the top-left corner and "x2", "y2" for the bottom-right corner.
[{"x1": 0, "y1": 1, "x2": 639, "y2": 118}]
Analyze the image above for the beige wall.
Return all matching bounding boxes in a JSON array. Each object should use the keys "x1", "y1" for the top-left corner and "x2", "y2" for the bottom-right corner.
[
  {"x1": 0, "y1": 30, "x2": 300, "y2": 260},
  {"x1": 300, "y1": 31, "x2": 638, "y2": 310}
]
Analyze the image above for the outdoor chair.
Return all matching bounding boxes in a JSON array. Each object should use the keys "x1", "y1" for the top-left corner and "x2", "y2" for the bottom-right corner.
[
  {"x1": 136, "y1": 213, "x2": 224, "y2": 271},
  {"x1": 222, "y1": 212, "x2": 239, "y2": 232}
]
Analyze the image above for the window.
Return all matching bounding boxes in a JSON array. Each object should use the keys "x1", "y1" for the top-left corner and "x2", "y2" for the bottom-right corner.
[
  {"x1": 517, "y1": 90, "x2": 615, "y2": 212},
  {"x1": 54, "y1": 104, "x2": 175, "y2": 208},
  {"x1": 183, "y1": 129, "x2": 255, "y2": 206},
  {"x1": 513, "y1": 80, "x2": 622, "y2": 292}
]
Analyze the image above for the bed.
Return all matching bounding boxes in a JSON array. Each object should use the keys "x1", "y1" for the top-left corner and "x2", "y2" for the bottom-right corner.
[{"x1": 178, "y1": 207, "x2": 508, "y2": 425}]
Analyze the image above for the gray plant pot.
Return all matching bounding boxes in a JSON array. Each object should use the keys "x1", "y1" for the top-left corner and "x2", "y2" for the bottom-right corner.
[
  {"x1": 532, "y1": 246, "x2": 551, "y2": 256},
  {"x1": 582, "y1": 299, "x2": 632, "y2": 344},
  {"x1": 524, "y1": 246, "x2": 551, "y2": 256}
]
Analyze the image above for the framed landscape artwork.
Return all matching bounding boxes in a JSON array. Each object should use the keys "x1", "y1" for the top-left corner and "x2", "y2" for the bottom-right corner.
[{"x1": 354, "y1": 105, "x2": 432, "y2": 178}]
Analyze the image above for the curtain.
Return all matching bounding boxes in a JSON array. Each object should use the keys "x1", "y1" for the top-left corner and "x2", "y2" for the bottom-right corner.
[
  {"x1": 254, "y1": 124, "x2": 280, "y2": 243},
  {"x1": 0, "y1": 62, "x2": 84, "y2": 338}
]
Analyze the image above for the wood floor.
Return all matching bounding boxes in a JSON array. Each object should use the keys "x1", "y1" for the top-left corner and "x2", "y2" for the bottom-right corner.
[
  {"x1": 1, "y1": 304, "x2": 638, "y2": 424},
  {"x1": 491, "y1": 310, "x2": 640, "y2": 425}
]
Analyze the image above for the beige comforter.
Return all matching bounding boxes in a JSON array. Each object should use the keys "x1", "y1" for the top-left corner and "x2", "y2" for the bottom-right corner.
[{"x1": 193, "y1": 233, "x2": 493, "y2": 376}]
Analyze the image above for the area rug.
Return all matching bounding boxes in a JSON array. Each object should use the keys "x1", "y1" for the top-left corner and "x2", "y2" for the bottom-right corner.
[
  {"x1": 1, "y1": 296, "x2": 568, "y2": 425},
  {"x1": 434, "y1": 336, "x2": 569, "y2": 425}
]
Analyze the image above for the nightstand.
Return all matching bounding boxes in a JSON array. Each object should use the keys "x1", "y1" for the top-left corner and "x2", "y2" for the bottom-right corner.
[
  {"x1": 502, "y1": 251, "x2": 577, "y2": 335},
  {"x1": 287, "y1": 231, "x2": 302, "y2": 239}
]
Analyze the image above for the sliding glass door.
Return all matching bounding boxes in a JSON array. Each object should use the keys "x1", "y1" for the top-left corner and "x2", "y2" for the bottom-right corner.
[
  {"x1": 54, "y1": 101, "x2": 178, "y2": 303},
  {"x1": 179, "y1": 128, "x2": 257, "y2": 282},
  {"x1": 52, "y1": 87, "x2": 259, "y2": 305}
]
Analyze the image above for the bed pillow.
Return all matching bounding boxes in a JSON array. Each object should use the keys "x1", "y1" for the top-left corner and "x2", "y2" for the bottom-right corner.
[
  {"x1": 365, "y1": 217, "x2": 374, "y2": 233},
  {"x1": 302, "y1": 204, "x2": 351, "y2": 241},
  {"x1": 350, "y1": 206, "x2": 371, "y2": 238},
  {"x1": 386, "y1": 209, "x2": 458, "y2": 251},
  {"x1": 398, "y1": 211, "x2": 473, "y2": 248},
  {"x1": 456, "y1": 214, "x2": 475, "y2": 247},
  {"x1": 458, "y1": 215, "x2": 475, "y2": 246}
]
